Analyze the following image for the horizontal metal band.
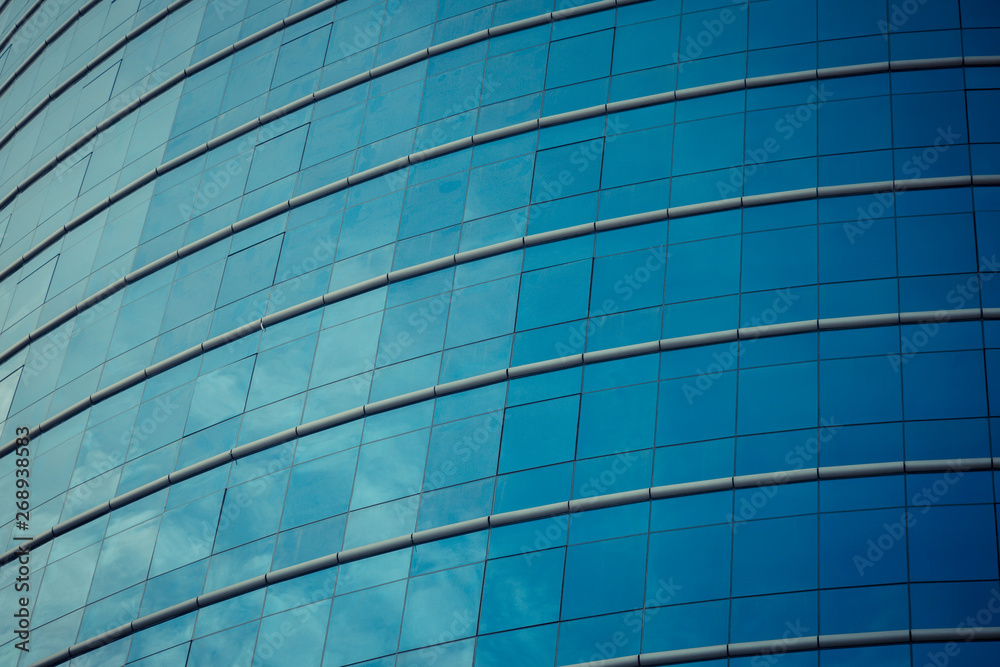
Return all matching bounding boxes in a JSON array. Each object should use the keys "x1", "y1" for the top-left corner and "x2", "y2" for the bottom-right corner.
[{"x1": 22, "y1": 455, "x2": 1000, "y2": 666}]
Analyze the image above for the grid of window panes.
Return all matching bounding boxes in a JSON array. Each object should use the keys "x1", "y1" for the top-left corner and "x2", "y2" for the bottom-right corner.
[{"x1": 0, "y1": 0, "x2": 1000, "y2": 665}]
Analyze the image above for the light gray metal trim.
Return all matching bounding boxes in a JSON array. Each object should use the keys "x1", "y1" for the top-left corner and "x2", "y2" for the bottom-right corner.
[
  {"x1": 895, "y1": 174, "x2": 972, "y2": 191},
  {"x1": 488, "y1": 13, "x2": 550, "y2": 37},
  {"x1": 426, "y1": 30, "x2": 487, "y2": 55},
  {"x1": 675, "y1": 78, "x2": 745, "y2": 100},
  {"x1": 650, "y1": 477, "x2": 733, "y2": 500},
  {"x1": 973, "y1": 174, "x2": 1000, "y2": 187},
  {"x1": 739, "y1": 320, "x2": 817, "y2": 340},
  {"x1": 595, "y1": 658, "x2": 638, "y2": 667},
  {"x1": 742, "y1": 188, "x2": 816, "y2": 208},
  {"x1": 606, "y1": 91, "x2": 674, "y2": 115},
  {"x1": 639, "y1": 646, "x2": 729, "y2": 665},
  {"x1": 818, "y1": 312, "x2": 900, "y2": 330},
  {"x1": 816, "y1": 61, "x2": 889, "y2": 79},
  {"x1": 745, "y1": 69, "x2": 816, "y2": 88},
  {"x1": 128, "y1": 599, "x2": 199, "y2": 634},
  {"x1": 818, "y1": 461, "x2": 904, "y2": 479},
  {"x1": 454, "y1": 238, "x2": 524, "y2": 263},
  {"x1": 570, "y1": 488, "x2": 650, "y2": 513},
  {"x1": 583, "y1": 340, "x2": 661, "y2": 365},
  {"x1": 472, "y1": 119, "x2": 539, "y2": 144},
  {"x1": 818, "y1": 630, "x2": 912, "y2": 648},
  {"x1": 50, "y1": 504, "x2": 108, "y2": 536},
  {"x1": 388, "y1": 256, "x2": 456, "y2": 283},
  {"x1": 524, "y1": 222, "x2": 596, "y2": 246},
  {"x1": 411, "y1": 517, "x2": 491, "y2": 545},
  {"x1": 667, "y1": 198, "x2": 742, "y2": 219},
  {"x1": 196, "y1": 575, "x2": 269, "y2": 609},
  {"x1": 553, "y1": 0, "x2": 616, "y2": 20},
  {"x1": 364, "y1": 388, "x2": 438, "y2": 416},
  {"x1": 659, "y1": 329, "x2": 738, "y2": 351},
  {"x1": 891, "y1": 56, "x2": 964, "y2": 71},
  {"x1": 898, "y1": 308, "x2": 981, "y2": 325},
  {"x1": 904, "y1": 458, "x2": 992, "y2": 473},
  {"x1": 594, "y1": 209, "x2": 668, "y2": 232},
  {"x1": 909, "y1": 628, "x2": 958, "y2": 643},
  {"x1": 507, "y1": 354, "x2": 582, "y2": 378},
  {"x1": 434, "y1": 369, "x2": 508, "y2": 397},
  {"x1": 537, "y1": 104, "x2": 606, "y2": 128},
  {"x1": 339, "y1": 535, "x2": 414, "y2": 564},
  {"x1": 28, "y1": 451, "x2": 1000, "y2": 667},
  {"x1": 736, "y1": 469, "x2": 818, "y2": 488},
  {"x1": 729, "y1": 636, "x2": 819, "y2": 657},
  {"x1": 489, "y1": 501, "x2": 569, "y2": 528}
]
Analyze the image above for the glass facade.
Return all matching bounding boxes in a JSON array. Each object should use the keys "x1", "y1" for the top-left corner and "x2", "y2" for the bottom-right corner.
[{"x1": 0, "y1": 0, "x2": 999, "y2": 665}]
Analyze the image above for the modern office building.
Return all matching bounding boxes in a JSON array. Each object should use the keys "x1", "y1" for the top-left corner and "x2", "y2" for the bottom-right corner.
[{"x1": 0, "y1": 0, "x2": 1000, "y2": 664}]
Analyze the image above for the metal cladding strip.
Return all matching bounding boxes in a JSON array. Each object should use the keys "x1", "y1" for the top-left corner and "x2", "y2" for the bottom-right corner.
[
  {"x1": 25, "y1": 464, "x2": 1000, "y2": 667},
  {"x1": 1, "y1": 46, "x2": 996, "y2": 295},
  {"x1": 573, "y1": 628, "x2": 1000, "y2": 667},
  {"x1": 1, "y1": 171, "x2": 998, "y2": 460},
  {"x1": 0, "y1": 0, "x2": 644, "y2": 259}
]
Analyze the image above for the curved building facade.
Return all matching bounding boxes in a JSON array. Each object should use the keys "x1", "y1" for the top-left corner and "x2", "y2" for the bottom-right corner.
[{"x1": 1, "y1": 0, "x2": 1000, "y2": 665}]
